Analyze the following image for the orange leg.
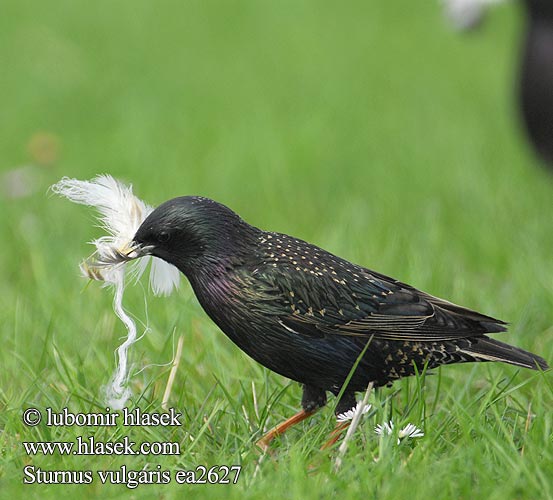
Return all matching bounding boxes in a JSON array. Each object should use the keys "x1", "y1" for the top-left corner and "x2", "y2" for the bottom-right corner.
[
  {"x1": 256, "y1": 409, "x2": 316, "y2": 451},
  {"x1": 320, "y1": 421, "x2": 351, "y2": 450}
]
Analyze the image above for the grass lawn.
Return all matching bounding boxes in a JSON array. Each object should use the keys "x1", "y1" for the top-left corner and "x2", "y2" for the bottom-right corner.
[{"x1": 1, "y1": 1, "x2": 552, "y2": 498}]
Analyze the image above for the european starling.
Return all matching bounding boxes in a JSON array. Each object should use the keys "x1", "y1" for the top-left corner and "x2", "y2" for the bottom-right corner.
[{"x1": 127, "y1": 196, "x2": 548, "y2": 446}]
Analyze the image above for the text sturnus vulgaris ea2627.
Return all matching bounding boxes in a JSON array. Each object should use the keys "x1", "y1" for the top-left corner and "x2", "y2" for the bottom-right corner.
[{"x1": 125, "y1": 196, "x2": 548, "y2": 447}]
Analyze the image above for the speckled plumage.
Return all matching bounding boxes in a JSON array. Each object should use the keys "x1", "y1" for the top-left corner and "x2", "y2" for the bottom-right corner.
[{"x1": 133, "y1": 196, "x2": 548, "y2": 415}]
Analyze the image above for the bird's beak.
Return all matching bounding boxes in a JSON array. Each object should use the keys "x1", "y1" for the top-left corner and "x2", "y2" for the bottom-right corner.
[
  {"x1": 87, "y1": 240, "x2": 155, "y2": 268},
  {"x1": 121, "y1": 240, "x2": 154, "y2": 260},
  {"x1": 80, "y1": 240, "x2": 153, "y2": 282}
]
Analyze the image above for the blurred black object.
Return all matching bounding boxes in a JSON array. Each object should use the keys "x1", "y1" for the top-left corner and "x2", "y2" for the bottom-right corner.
[{"x1": 520, "y1": 0, "x2": 553, "y2": 167}]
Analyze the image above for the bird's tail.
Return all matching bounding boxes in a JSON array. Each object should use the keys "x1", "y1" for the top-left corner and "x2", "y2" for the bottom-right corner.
[{"x1": 458, "y1": 337, "x2": 549, "y2": 371}]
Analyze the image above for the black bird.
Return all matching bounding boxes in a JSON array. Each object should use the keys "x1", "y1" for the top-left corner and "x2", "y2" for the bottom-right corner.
[
  {"x1": 520, "y1": 0, "x2": 553, "y2": 168},
  {"x1": 129, "y1": 196, "x2": 548, "y2": 447}
]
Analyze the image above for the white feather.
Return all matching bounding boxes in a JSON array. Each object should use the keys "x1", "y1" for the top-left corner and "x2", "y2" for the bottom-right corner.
[
  {"x1": 150, "y1": 256, "x2": 181, "y2": 296},
  {"x1": 52, "y1": 174, "x2": 146, "y2": 246},
  {"x1": 51, "y1": 174, "x2": 182, "y2": 408},
  {"x1": 51, "y1": 175, "x2": 180, "y2": 295}
]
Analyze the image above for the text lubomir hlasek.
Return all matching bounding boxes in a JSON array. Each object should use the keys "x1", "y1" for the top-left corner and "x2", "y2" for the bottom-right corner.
[{"x1": 45, "y1": 408, "x2": 182, "y2": 427}]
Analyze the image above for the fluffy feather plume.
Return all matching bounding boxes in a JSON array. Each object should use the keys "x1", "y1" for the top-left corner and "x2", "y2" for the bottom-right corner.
[
  {"x1": 51, "y1": 175, "x2": 180, "y2": 294},
  {"x1": 51, "y1": 175, "x2": 181, "y2": 408}
]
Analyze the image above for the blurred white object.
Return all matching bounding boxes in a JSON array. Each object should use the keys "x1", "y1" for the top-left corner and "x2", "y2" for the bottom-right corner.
[
  {"x1": 2, "y1": 132, "x2": 60, "y2": 199},
  {"x1": 442, "y1": 0, "x2": 507, "y2": 31},
  {"x1": 1, "y1": 166, "x2": 40, "y2": 199}
]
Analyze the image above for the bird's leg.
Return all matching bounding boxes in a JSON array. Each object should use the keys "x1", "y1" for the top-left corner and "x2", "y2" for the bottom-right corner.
[
  {"x1": 256, "y1": 409, "x2": 317, "y2": 451},
  {"x1": 256, "y1": 385, "x2": 327, "y2": 451},
  {"x1": 320, "y1": 421, "x2": 350, "y2": 450},
  {"x1": 320, "y1": 391, "x2": 357, "y2": 450}
]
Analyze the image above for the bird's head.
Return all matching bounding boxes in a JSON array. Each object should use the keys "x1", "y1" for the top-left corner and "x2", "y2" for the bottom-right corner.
[{"x1": 129, "y1": 196, "x2": 259, "y2": 273}]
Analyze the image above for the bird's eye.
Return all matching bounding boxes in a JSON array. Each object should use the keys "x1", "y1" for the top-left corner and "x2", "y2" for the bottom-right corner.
[{"x1": 157, "y1": 231, "x2": 171, "y2": 243}]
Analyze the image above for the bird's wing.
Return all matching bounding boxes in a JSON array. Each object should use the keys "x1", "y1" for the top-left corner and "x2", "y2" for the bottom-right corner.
[{"x1": 255, "y1": 263, "x2": 507, "y2": 342}]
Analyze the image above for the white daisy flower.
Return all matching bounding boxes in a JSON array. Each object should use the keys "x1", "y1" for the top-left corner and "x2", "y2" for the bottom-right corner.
[
  {"x1": 374, "y1": 420, "x2": 395, "y2": 436},
  {"x1": 375, "y1": 420, "x2": 424, "y2": 444},
  {"x1": 399, "y1": 423, "x2": 425, "y2": 440},
  {"x1": 336, "y1": 402, "x2": 372, "y2": 423}
]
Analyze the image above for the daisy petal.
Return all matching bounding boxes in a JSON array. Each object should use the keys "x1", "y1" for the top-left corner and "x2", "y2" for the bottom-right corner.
[
  {"x1": 374, "y1": 420, "x2": 424, "y2": 444},
  {"x1": 336, "y1": 403, "x2": 372, "y2": 423},
  {"x1": 374, "y1": 421, "x2": 394, "y2": 436},
  {"x1": 399, "y1": 423, "x2": 424, "y2": 439}
]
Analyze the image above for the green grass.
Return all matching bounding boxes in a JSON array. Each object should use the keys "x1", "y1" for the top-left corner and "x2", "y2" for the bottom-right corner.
[{"x1": 1, "y1": 1, "x2": 552, "y2": 498}]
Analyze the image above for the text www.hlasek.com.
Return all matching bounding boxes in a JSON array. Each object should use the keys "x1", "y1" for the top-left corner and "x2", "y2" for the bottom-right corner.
[{"x1": 23, "y1": 436, "x2": 180, "y2": 456}]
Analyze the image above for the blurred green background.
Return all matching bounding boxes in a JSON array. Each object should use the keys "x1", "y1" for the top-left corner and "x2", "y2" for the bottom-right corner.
[{"x1": 1, "y1": 1, "x2": 552, "y2": 498}]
